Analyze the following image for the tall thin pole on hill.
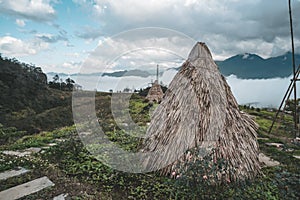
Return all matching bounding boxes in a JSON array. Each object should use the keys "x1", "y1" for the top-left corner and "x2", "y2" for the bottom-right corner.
[
  {"x1": 157, "y1": 64, "x2": 159, "y2": 83},
  {"x1": 288, "y1": 0, "x2": 298, "y2": 137}
]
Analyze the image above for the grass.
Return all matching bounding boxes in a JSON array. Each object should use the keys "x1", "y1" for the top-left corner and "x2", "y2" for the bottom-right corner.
[{"x1": 0, "y1": 126, "x2": 75, "y2": 151}]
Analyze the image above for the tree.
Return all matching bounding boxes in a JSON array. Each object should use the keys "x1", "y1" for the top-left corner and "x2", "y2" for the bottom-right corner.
[
  {"x1": 48, "y1": 74, "x2": 60, "y2": 89},
  {"x1": 123, "y1": 87, "x2": 131, "y2": 93},
  {"x1": 53, "y1": 74, "x2": 59, "y2": 83},
  {"x1": 65, "y1": 77, "x2": 75, "y2": 91}
]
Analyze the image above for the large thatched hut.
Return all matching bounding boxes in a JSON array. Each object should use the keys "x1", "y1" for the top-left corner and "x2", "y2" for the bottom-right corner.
[{"x1": 140, "y1": 42, "x2": 260, "y2": 182}]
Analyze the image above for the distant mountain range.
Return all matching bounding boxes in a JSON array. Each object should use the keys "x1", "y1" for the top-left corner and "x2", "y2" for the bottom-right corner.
[
  {"x1": 47, "y1": 69, "x2": 155, "y2": 78},
  {"x1": 216, "y1": 52, "x2": 300, "y2": 79},
  {"x1": 101, "y1": 69, "x2": 152, "y2": 77},
  {"x1": 47, "y1": 52, "x2": 300, "y2": 79}
]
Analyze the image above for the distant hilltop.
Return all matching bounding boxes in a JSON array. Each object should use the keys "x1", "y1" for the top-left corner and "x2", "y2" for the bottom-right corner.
[
  {"x1": 47, "y1": 52, "x2": 300, "y2": 79},
  {"x1": 216, "y1": 52, "x2": 300, "y2": 79}
]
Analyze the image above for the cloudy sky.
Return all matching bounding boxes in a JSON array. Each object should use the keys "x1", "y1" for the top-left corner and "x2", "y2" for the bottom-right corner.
[{"x1": 1, "y1": 0, "x2": 300, "y2": 74}]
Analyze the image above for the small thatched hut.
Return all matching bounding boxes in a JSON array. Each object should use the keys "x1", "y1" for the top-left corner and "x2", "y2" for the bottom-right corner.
[
  {"x1": 146, "y1": 80, "x2": 164, "y2": 103},
  {"x1": 140, "y1": 42, "x2": 260, "y2": 182}
]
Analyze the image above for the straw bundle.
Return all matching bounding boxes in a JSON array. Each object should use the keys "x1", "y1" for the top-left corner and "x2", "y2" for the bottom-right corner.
[
  {"x1": 140, "y1": 42, "x2": 260, "y2": 181},
  {"x1": 146, "y1": 80, "x2": 164, "y2": 103}
]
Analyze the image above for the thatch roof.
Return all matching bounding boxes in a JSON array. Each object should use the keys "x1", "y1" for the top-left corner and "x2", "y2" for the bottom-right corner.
[
  {"x1": 140, "y1": 42, "x2": 260, "y2": 181},
  {"x1": 146, "y1": 80, "x2": 164, "y2": 103}
]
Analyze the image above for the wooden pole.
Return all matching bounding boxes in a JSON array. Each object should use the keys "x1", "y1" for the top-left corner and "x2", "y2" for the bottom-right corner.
[
  {"x1": 157, "y1": 64, "x2": 159, "y2": 83},
  {"x1": 288, "y1": 0, "x2": 298, "y2": 137},
  {"x1": 268, "y1": 65, "x2": 300, "y2": 135}
]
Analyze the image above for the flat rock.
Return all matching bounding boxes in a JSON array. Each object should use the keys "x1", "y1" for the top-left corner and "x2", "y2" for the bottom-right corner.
[
  {"x1": 0, "y1": 176, "x2": 54, "y2": 200},
  {"x1": 265, "y1": 143, "x2": 284, "y2": 148},
  {"x1": 26, "y1": 147, "x2": 42, "y2": 153},
  {"x1": 1, "y1": 147, "x2": 41, "y2": 157},
  {"x1": 282, "y1": 148, "x2": 294, "y2": 152},
  {"x1": 55, "y1": 139, "x2": 66, "y2": 142},
  {"x1": 259, "y1": 153, "x2": 280, "y2": 167},
  {"x1": 2, "y1": 150, "x2": 31, "y2": 157},
  {"x1": 293, "y1": 155, "x2": 300, "y2": 159},
  {"x1": 0, "y1": 167, "x2": 30, "y2": 181},
  {"x1": 53, "y1": 193, "x2": 68, "y2": 200},
  {"x1": 292, "y1": 137, "x2": 300, "y2": 144},
  {"x1": 47, "y1": 143, "x2": 57, "y2": 147}
]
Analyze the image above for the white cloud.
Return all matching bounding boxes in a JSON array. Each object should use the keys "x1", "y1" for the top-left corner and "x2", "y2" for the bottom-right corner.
[
  {"x1": 62, "y1": 61, "x2": 81, "y2": 70},
  {"x1": 80, "y1": 28, "x2": 196, "y2": 73},
  {"x1": 65, "y1": 52, "x2": 80, "y2": 58},
  {"x1": 42, "y1": 60, "x2": 82, "y2": 74},
  {"x1": 0, "y1": 36, "x2": 36, "y2": 56},
  {"x1": 15, "y1": 19, "x2": 26, "y2": 27},
  {"x1": 0, "y1": 0, "x2": 56, "y2": 22},
  {"x1": 35, "y1": 33, "x2": 68, "y2": 43},
  {"x1": 73, "y1": 0, "x2": 300, "y2": 59},
  {"x1": 75, "y1": 26, "x2": 103, "y2": 40},
  {"x1": 0, "y1": 36, "x2": 49, "y2": 57}
]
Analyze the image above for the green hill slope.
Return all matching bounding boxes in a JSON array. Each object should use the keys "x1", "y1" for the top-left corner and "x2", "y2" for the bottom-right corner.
[{"x1": 0, "y1": 55, "x2": 73, "y2": 133}]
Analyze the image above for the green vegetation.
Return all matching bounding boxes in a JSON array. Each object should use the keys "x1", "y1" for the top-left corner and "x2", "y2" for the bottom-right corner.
[
  {"x1": 0, "y1": 55, "x2": 73, "y2": 133},
  {"x1": 48, "y1": 74, "x2": 77, "y2": 91},
  {"x1": 240, "y1": 106, "x2": 295, "y2": 138},
  {"x1": 1, "y1": 98, "x2": 299, "y2": 199}
]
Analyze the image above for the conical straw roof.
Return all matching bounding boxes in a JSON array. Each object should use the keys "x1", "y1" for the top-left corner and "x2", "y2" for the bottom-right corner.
[
  {"x1": 140, "y1": 42, "x2": 260, "y2": 181},
  {"x1": 146, "y1": 80, "x2": 164, "y2": 103}
]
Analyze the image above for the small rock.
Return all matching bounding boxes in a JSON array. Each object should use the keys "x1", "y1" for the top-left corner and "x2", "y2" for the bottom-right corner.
[
  {"x1": 293, "y1": 155, "x2": 300, "y2": 159},
  {"x1": 292, "y1": 137, "x2": 300, "y2": 144},
  {"x1": 53, "y1": 193, "x2": 68, "y2": 200},
  {"x1": 2, "y1": 150, "x2": 31, "y2": 157},
  {"x1": 259, "y1": 153, "x2": 280, "y2": 167},
  {"x1": 26, "y1": 147, "x2": 42, "y2": 153},
  {"x1": 265, "y1": 143, "x2": 284, "y2": 148},
  {"x1": 55, "y1": 138, "x2": 66, "y2": 142},
  {"x1": 283, "y1": 148, "x2": 294, "y2": 152}
]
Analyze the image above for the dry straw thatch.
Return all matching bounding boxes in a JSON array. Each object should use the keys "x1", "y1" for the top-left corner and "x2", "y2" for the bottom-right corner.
[
  {"x1": 146, "y1": 80, "x2": 164, "y2": 103},
  {"x1": 140, "y1": 42, "x2": 260, "y2": 182}
]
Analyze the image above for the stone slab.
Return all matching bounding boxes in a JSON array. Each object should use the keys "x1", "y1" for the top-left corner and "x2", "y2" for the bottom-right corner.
[
  {"x1": 293, "y1": 155, "x2": 300, "y2": 159},
  {"x1": 25, "y1": 147, "x2": 42, "y2": 153},
  {"x1": 0, "y1": 176, "x2": 54, "y2": 200},
  {"x1": 0, "y1": 167, "x2": 30, "y2": 181},
  {"x1": 2, "y1": 150, "x2": 31, "y2": 157},
  {"x1": 259, "y1": 153, "x2": 280, "y2": 167},
  {"x1": 55, "y1": 139, "x2": 66, "y2": 142},
  {"x1": 1, "y1": 147, "x2": 42, "y2": 158},
  {"x1": 47, "y1": 143, "x2": 57, "y2": 147},
  {"x1": 265, "y1": 143, "x2": 284, "y2": 148},
  {"x1": 53, "y1": 193, "x2": 68, "y2": 200}
]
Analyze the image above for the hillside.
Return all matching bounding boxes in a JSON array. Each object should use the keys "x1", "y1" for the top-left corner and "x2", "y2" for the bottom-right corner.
[{"x1": 0, "y1": 55, "x2": 73, "y2": 133}]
